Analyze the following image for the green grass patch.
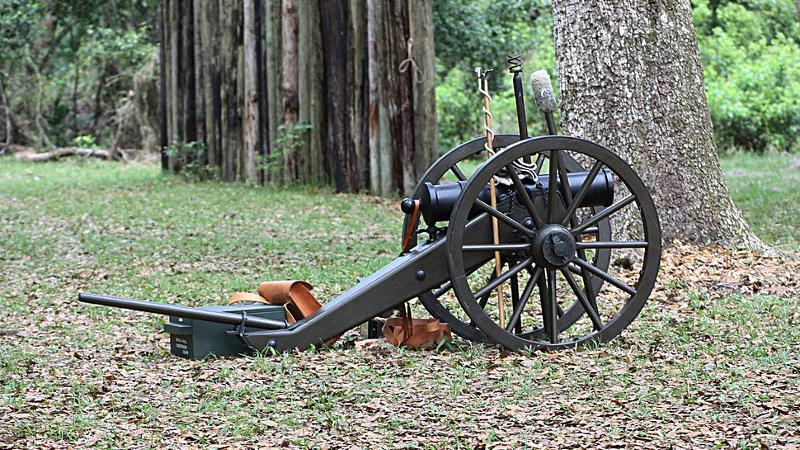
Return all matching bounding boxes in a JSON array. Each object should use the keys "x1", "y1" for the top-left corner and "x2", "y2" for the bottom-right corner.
[{"x1": 721, "y1": 151, "x2": 800, "y2": 250}]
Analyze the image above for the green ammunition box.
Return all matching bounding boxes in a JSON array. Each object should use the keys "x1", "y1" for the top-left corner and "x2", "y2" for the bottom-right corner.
[{"x1": 163, "y1": 304, "x2": 286, "y2": 359}]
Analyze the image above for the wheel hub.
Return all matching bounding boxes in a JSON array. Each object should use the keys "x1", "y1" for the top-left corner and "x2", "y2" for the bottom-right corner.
[{"x1": 533, "y1": 225, "x2": 576, "y2": 268}]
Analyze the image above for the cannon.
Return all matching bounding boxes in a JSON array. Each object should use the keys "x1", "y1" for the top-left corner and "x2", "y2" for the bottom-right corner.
[{"x1": 80, "y1": 64, "x2": 661, "y2": 354}]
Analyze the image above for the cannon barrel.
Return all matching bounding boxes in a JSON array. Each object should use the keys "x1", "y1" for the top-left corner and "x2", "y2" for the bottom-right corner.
[
  {"x1": 78, "y1": 292, "x2": 289, "y2": 330},
  {"x1": 417, "y1": 169, "x2": 614, "y2": 224}
]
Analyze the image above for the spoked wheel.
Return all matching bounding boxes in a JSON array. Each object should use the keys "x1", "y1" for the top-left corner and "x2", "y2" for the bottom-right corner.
[
  {"x1": 446, "y1": 136, "x2": 661, "y2": 351},
  {"x1": 405, "y1": 135, "x2": 612, "y2": 343}
]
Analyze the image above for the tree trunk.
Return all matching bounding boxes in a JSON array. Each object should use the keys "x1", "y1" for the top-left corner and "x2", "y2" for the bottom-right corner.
[
  {"x1": 409, "y1": 0, "x2": 437, "y2": 194},
  {"x1": 280, "y1": 0, "x2": 299, "y2": 183},
  {"x1": 264, "y1": 0, "x2": 283, "y2": 183},
  {"x1": 242, "y1": 0, "x2": 259, "y2": 182},
  {"x1": 551, "y1": 0, "x2": 764, "y2": 249},
  {"x1": 157, "y1": 0, "x2": 168, "y2": 170},
  {"x1": 320, "y1": 0, "x2": 353, "y2": 192},
  {"x1": 367, "y1": 0, "x2": 392, "y2": 196},
  {"x1": 297, "y1": 0, "x2": 325, "y2": 183},
  {"x1": 197, "y1": 0, "x2": 221, "y2": 177}
]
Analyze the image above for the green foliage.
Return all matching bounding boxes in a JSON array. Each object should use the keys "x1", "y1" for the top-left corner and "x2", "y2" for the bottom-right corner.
[
  {"x1": 433, "y1": 0, "x2": 557, "y2": 153},
  {"x1": 259, "y1": 122, "x2": 312, "y2": 175},
  {"x1": 435, "y1": 65, "x2": 478, "y2": 151},
  {"x1": 72, "y1": 134, "x2": 98, "y2": 148},
  {"x1": 0, "y1": 0, "x2": 156, "y2": 148},
  {"x1": 693, "y1": 0, "x2": 800, "y2": 152},
  {"x1": 433, "y1": 0, "x2": 545, "y2": 75},
  {"x1": 165, "y1": 140, "x2": 215, "y2": 181}
]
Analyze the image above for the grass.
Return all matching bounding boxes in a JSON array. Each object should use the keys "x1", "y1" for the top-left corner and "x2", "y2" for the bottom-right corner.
[
  {"x1": 720, "y1": 151, "x2": 800, "y2": 250},
  {"x1": 0, "y1": 155, "x2": 799, "y2": 448}
]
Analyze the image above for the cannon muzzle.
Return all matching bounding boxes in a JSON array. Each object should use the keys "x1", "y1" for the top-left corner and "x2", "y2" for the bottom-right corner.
[{"x1": 416, "y1": 169, "x2": 614, "y2": 224}]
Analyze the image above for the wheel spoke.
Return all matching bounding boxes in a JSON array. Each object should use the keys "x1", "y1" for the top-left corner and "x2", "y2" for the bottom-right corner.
[
  {"x1": 433, "y1": 264, "x2": 484, "y2": 298},
  {"x1": 463, "y1": 243, "x2": 531, "y2": 252},
  {"x1": 571, "y1": 257, "x2": 637, "y2": 296},
  {"x1": 504, "y1": 164, "x2": 545, "y2": 229},
  {"x1": 509, "y1": 272, "x2": 521, "y2": 333},
  {"x1": 432, "y1": 281, "x2": 452, "y2": 298},
  {"x1": 543, "y1": 269, "x2": 559, "y2": 343},
  {"x1": 451, "y1": 164, "x2": 467, "y2": 181},
  {"x1": 575, "y1": 240, "x2": 649, "y2": 250},
  {"x1": 571, "y1": 194, "x2": 635, "y2": 235},
  {"x1": 474, "y1": 201, "x2": 535, "y2": 238},
  {"x1": 506, "y1": 265, "x2": 541, "y2": 332},
  {"x1": 555, "y1": 161, "x2": 605, "y2": 315},
  {"x1": 578, "y1": 261, "x2": 598, "y2": 313},
  {"x1": 559, "y1": 160, "x2": 604, "y2": 227},
  {"x1": 477, "y1": 271, "x2": 497, "y2": 309},
  {"x1": 527, "y1": 265, "x2": 564, "y2": 318},
  {"x1": 473, "y1": 257, "x2": 534, "y2": 300},
  {"x1": 556, "y1": 152, "x2": 576, "y2": 222},
  {"x1": 534, "y1": 153, "x2": 546, "y2": 176},
  {"x1": 547, "y1": 151, "x2": 559, "y2": 223},
  {"x1": 467, "y1": 272, "x2": 499, "y2": 328},
  {"x1": 560, "y1": 268, "x2": 604, "y2": 331}
]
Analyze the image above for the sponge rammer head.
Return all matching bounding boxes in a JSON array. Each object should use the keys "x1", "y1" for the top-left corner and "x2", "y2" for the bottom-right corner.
[{"x1": 530, "y1": 69, "x2": 558, "y2": 114}]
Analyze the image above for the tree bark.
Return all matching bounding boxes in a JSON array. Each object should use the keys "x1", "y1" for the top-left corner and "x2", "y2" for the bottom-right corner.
[
  {"x1": 551, "y1": 0, "x2": 764, "y2": 249},
  {"x1": 409, "y1": 0, "x2": 437, "y2": 194},
  {"x1": 297, "y1": 0, "x2": 326, "y2": 183},
  {"x1": 320, "y1": 0, "x2": 353, "y2": 192},
  {"x1": 192, "y1": 0, "x2": 205, "y2": 167},
  {"x1": 242, "y1": 0, "x2": 260, "y2": 182},
  {"x1": 349, "y1": 0, "x2": 368, "y2": 191},
  {"x1": 157, "y1": 0, "x2": 168, "y2": 170},
  {"x1": 265, "y1": 0, "x2": 283, "y2": 183},
  {"x1": 281, "y1": 0, "x2": 300, "y2": 182},
  {"x1": 367, "y1": 0, "x2": 392, "y2": 196}
]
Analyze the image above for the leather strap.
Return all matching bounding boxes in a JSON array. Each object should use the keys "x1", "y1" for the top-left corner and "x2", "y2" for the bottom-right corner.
[
  {"x1": 281, "y1": 282, "x2": 322, "y2": 324},
  {"x1": 257, "y1": 280, "x2": 314, "y2": 305},
  {"x1": 227, "y1": 292, "x2": 269, "y2": 305},
  {"x1": 401, "y1": 199, "x2": 422, "y2": 253},
  {"x1": 229, "y1": 280, "x2": 338, "y2": 347},
  {"x1": 383, "y1": 316, "x2": 451, "y2": 349}
]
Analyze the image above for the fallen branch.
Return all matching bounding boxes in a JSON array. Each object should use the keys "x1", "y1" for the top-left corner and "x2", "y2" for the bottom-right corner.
[
  {"x1": 0, "y1": 143, "x2": 29, "y2": 155},
  {"x1": 15, "y1": 146, "x2": 115, "y2": 162}
]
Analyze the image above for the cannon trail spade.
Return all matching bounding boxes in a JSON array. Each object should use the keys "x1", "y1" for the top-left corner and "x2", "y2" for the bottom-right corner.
[{"x1": 80, "y1": 58, "x2": 661, "y2": 355}]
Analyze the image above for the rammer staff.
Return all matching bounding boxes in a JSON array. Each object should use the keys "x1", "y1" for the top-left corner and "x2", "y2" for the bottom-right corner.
[{"x1": 475, "y1": 67, "x2": 506, "y2": 327}]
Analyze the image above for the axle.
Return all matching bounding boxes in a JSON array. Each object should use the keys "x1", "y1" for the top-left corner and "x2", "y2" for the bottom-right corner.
[{"x1": 414, "y1": 168, "x2": 614, "y2": 224}]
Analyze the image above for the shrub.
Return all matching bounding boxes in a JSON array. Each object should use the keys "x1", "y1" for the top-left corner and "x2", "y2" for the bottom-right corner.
[{"x1": 694, "y1": 0, "x2": 800, "y2": 153}]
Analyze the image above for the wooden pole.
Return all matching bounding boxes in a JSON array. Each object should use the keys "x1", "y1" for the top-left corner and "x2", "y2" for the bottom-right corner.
[{"x1": 477, "y1": 68, "x2": 506, "y2": 327}]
